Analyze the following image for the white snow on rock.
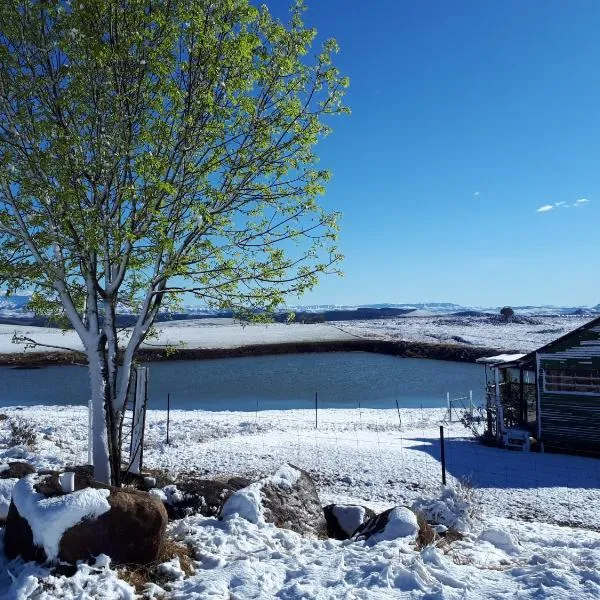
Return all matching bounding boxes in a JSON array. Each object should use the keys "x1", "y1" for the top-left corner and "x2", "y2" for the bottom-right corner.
[
  {"x1": 368, "y1": 506, "x2": 419, "y2": 544},
  {"x1": 0, "y1": 478, "x2": 17, "y2": 520},
  {"x1": 221, "y1": 464, "x2": 302, "y2": 525},
  {"x1": 12, "y1": 475, "x2": 111, "y2": 561},
  {"x1": 332, "y1": 504, "x2": 366, "y2": 536},
  {"x1": 221, "y1": 482, "x2": 264, "y2": 524},
  {"x1": 268, "y1": 463, "x2": 302, "y2": 490}
]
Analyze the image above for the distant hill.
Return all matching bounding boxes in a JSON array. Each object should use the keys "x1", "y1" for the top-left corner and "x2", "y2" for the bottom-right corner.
[{"x1": 1, "y1": 294, "x2": 598, "y2": 327}]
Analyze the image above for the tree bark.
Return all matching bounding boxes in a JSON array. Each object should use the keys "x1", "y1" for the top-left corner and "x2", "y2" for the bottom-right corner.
[{"x1": 86, "y1": 341, "x2": 112, "y2": 485}]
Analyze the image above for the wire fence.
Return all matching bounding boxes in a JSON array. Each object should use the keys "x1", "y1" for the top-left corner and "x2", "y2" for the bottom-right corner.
[{"x1": 152, "y1": 391, "x2": 600, "y2": 529}]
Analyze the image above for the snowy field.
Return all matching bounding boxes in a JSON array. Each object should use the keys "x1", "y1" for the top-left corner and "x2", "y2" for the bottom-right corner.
[
  {"x1": 0, "y1": 320, "x2": 355, "y2": 356},
  {"x1": 333, "y1": 314, "x2": 594, "y2": 353},
  {"x1": 1, "y1": 405, "x2": 600, "y2": 598},
  {"x1": 0, "y1": 314, "x2": 594, "y2": 360}
]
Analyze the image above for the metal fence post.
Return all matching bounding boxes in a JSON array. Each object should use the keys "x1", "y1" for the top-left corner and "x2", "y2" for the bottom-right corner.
[{"x1": 440, "y1": 425, "x2": 447, "y2": 486}]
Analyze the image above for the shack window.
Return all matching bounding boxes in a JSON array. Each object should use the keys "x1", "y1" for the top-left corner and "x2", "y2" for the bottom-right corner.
[{"x1": 543, "y1": 369, "x2": 600, "y2": 394}]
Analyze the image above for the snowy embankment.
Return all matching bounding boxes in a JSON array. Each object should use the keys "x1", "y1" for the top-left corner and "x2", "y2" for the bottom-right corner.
[
  {"x1": 1, "y1": 314, "x2": 593, "y2": 363},
  {"x1": 1, "y1": 405, "x2": 600, "y2": 597},
  {"x1": 0, "y1": 319, "x2": 356, "y2": 356},
  {"x1": 333, "y1": 314, "x2": 593, "y2": 353}
]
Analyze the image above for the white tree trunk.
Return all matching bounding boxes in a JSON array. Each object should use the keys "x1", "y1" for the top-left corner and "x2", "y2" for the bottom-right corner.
[{"x1": 87, "y1": 348, "x2": 112, "y2": 484}]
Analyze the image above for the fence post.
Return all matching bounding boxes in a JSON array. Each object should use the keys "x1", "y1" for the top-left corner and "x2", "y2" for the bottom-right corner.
[
  {"x1": 315, "y1": 391, "x2": 318, "y2": 429},
  {"x1": 447, "y1": 392, "x2": 451, "y2": 422},
  {"x1": 395, "y1": 398, "x2": 402, "y2": 429},
  {"x1": 440, "y1": 425, "x2": 447, "y2": 486},
  {"x1": 469, "y1": 390, "x2": 473, "y2": 418},
  {"x1": 166, "y1": 393, "x2": 170, "y2": 445}
]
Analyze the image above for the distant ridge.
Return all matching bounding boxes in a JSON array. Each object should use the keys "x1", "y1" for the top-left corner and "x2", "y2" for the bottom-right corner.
[{"x1": 0, "y1": 293, "x2": 598, "y2": 327}]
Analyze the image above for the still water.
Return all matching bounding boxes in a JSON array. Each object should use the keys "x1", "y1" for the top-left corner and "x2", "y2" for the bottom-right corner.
[{"x1": 0, "y1": 352, "x2": 484, "y2": 411}]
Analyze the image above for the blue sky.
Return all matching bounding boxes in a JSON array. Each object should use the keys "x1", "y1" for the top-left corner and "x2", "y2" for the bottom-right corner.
[{"x1": 269, "y1": 0, "x2": 600, "y2": 307}]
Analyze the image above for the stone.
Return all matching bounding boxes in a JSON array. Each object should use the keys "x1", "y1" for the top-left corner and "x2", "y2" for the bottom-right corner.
[
  {"x1": 222, "y1": 464, "x2": 327, "y2": 537},
  {"x1": 352, "y1": 506, "x2": 418, "y2": 543},
  {"x1": 59, "y1": 487, "x2": 167, "y2": 565},
  {"x1": 4, "y1": 475, "x2": 167, "y2": 566},
  {"x1": 164, "y1": 476, "x2": 251, "y2": 520},
  {"x1": 323, "y1": 504, "x2": 375, "y2": 540}
]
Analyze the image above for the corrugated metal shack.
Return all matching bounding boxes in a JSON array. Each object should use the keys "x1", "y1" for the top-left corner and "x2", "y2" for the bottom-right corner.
[{"x1": 478, "y1": 316, "x2": 600, "y2": 451}]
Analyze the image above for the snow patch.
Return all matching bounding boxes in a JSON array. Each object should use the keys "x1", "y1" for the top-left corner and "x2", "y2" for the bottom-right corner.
[
  {"x1": 12, "y1": 475, "x2": 111, "y2": 561},
  {"x1": 479, "y1": 527, "x2": 520, "y2": 553},
  {"x1": 157, "y1": 557, "x2": 185, "y2": 581}
]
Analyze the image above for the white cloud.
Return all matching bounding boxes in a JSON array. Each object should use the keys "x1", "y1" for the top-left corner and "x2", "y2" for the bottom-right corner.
[
  {"x1": 473, "y1": 191, "x2": 480, "y2": 197},
  {"x1": 536, "y1": 204, "x2": 554, "y2": 213},
  {"x1": 574, "y1": 197, "x2": 589, "y2": 205},
  {"x1": 554, "y1": 201, "x2": 567, "y2": 207}
]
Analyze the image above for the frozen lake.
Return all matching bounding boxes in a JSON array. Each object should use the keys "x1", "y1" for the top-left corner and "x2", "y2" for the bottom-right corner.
[{"x1": 0, "y1": 352, "x2": 484, "y2": 411}]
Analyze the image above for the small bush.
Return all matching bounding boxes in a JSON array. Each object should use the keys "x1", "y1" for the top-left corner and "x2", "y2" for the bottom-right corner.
[{"x1": 8, "y1": 417, "x2": 37, "y2": 449}]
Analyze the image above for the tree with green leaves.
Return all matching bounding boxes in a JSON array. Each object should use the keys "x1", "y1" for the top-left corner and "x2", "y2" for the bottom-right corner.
[{"x1": 0, "y1": 0, "x2": 348, "y2": 484}]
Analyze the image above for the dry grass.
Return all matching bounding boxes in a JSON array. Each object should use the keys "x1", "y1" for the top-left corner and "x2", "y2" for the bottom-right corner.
[
  {"x1": 415, "y1": 511, "x2": 436, "y2": 550},
  {"x1": 118, "y1": 538, "x2": 194, "y2": 596}
]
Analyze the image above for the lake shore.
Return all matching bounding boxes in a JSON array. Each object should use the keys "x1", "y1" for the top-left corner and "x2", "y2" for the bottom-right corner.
[{"x1": 0, "y1": 337, "x2": 504, "y2": 367}]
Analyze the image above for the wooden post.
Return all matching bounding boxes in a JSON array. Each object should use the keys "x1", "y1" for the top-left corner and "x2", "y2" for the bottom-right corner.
[
  {"x1": 447, "y1": 392, "x2": 451, "y2": 422},
  {"x1": 469, "y1": 390, "x2": 473, "y2": 418},
  {"x1": 130, "y1": 367, "x2": 148, "y2": 475},
  {"x1": 439, "y1": 425, "x2": 447, "y2": 486},
  {"x1": 315, "y1": 392, "x2": 318, "y2": 429}
]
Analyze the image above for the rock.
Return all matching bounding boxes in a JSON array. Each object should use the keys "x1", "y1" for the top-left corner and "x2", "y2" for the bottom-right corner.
[
  {"x1": 59, "y1": 487, "x2": 167, "y2": 565},
  {"x1": 4, "y1": 474, "x2": 168, "y2": 566},
  {"x1": 323, "y1": 504, "x2": 375, "y2": 540},
  {"x1": 222, "y1": 464, "x2": 327, "y2": 537},
  {"x1": 0, "y1": 461, "x2": 35, "y2": 480},
  {"x1": 4, "y1": 501, "x2": 46, "y2": 562},
  {"x1": 162, "y1": 476, "x2": 251, "y2": 520},
  {"x1": 352, "y1": 507, "x2": 419, "y2": 543}
]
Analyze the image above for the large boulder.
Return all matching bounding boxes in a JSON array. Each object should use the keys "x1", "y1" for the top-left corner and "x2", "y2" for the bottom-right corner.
[
  {"x1": 221, "y1": 464, "x2": 327, "y2": 537},
  {"x1": 323, "y1": 504, "x2": 375, "y2": 540},
  {"x1": 352, "y1": 507, "x2": 419, "y2": 544},
  {"x1": 153, "y1": 476, "x2": 251, "y2": 520},
  {"x1": 4, "y1": 474, "x2": 167, "y2": 566}
]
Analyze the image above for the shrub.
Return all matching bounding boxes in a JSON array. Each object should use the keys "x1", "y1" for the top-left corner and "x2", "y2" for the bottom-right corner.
[
  {"x1": 500, "y1": 306, "x2": 514, "y2": 320},
  {"x1": 8, "y1": 417, "x2": 37, "y2": 449}
]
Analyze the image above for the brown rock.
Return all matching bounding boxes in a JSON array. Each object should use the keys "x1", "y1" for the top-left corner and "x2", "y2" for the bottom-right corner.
[
  {"x1": 59, "y1": 487, "x2": 167, "y2": 565},
  {"x1": 4, "y1": 479, "x2": 168, "y2": 566}
]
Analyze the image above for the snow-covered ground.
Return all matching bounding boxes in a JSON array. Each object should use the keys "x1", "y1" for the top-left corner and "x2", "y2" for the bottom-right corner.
[
  {"x1": 1, "y1": 405, "x2": 600, "y2": 598},
  {"x1": 333, "y1": 314, "x2": 594, "y2": 353},
  {"x1": 0, "y1": 320, "x2": 356, "y2": 355}
]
